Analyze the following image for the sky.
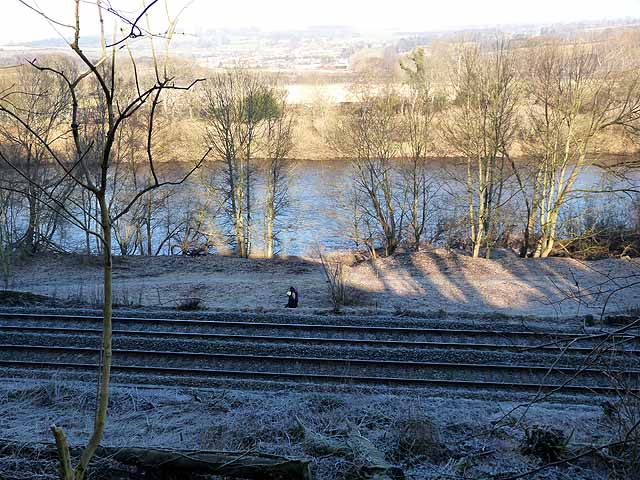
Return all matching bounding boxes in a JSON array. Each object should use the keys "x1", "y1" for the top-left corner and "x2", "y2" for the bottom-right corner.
[{"x1": 0, "y1": 0, "x2": 639, "y2": 44}]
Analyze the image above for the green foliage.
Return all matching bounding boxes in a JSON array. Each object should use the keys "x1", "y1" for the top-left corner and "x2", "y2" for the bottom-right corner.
[
  {"x1": 243, "y1": 88, "x2": 283, "y2": 123},
  {"x1": 400, "y1": 47, "x2": 428, "y2": 87}
]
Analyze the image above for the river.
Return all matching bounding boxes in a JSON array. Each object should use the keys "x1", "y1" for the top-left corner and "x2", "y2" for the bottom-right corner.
[{"x1": 11, "y1": 158, "x2": 639, "y2": 256}]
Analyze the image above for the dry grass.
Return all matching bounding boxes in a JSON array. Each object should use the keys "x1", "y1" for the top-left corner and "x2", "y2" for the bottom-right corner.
[
  {"x1": 10, "y1": 249, "x2": 640, "y2": 318},
  {"x1": 602, "y1": 395, "x2": 640, "y2": 479},
  {"x1": 6, "y1": 383, "x2": 93, "y2": 410},
  {"x1": 0, "y1": 448, "x2": 58, "y2": 480},
  {"x1": 0, "y1": 376, "x2": 620, "y2": 479},
  {"x1": 387, "y1": 409, "x2": 446, "y2": 464}
]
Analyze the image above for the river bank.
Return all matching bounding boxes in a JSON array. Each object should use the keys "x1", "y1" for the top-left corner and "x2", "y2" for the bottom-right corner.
[{"x1": 7, "y1": 248, "x2": 640, "y2": 318}]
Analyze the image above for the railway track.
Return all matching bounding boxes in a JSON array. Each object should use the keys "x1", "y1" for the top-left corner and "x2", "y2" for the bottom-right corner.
[
  {"x1": 2, "y1": 311, "x2": 638, "y2": 347},
  {"x1": 0, "y1": 358, "x2": 629, "y2": 395},
  {"x1": 1, "y1": 311, "x2": 638, "y2": 396},
  {"x1": 2, "y1": 324, "x2": 639, "y2": 354}
]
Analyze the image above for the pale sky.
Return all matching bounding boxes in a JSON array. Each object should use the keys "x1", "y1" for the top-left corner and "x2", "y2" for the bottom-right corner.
[{"x1": 0, "y1": 0, "x2": 639, "y2": 44}]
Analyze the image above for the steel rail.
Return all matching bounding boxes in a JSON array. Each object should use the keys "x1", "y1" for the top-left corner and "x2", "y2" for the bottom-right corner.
[
  {"x1": 1, "y1": 324, "x2": 639, "y2": 354},
  {"x1": 2, "y1": 343, "x2": 638, "y2": 376},
  {"x1": 1, "y1": 312, "x2": 635, "y2": 343},
  {"x1": 0, "y1": 359, "x2": 630, "y2": 395}
]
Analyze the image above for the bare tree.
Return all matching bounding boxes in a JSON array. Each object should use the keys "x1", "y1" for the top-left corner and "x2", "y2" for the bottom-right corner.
[
  {"x1": 519, "y1": 40, "x2": 638, "y2": 258},
  {"x1": 263, "y1": 89, "x2": 294, "y2": 258},
  {"x1": 400, "y1": 47, "x2": 440, "y2": 251},
  {"x1": 0, "y1": 62, "x2": 73, "y2": 253},
  {"x1": 317, "y1": 247, "x2": 349, "y2": 308},
  {"x1": 331, "y1": 86, "x2": 406, "y2": 256},
  {"x1": 0, "y1": 2, "x2": 209, "y2": 478},
  {"x1": 444, "y1": 40, "x2": 518, "y2": 258},
  {"x1": 202, "y1": 68, "x2": 292, "y2": 258}
]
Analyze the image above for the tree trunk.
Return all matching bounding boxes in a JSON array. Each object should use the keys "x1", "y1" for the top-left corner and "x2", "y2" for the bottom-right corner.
[
  {"x1": 472, "y1": 232, "x2": 482, "y2": 258},
  {"x1": 245, "y1": 162, "x2": 252, "y2": 258},
  {"x1": 540, "y1": 209, "x2": 559, "y2": 258},
  {"x1": 265, "y1": 207, "x2": 273, "y2": 258},
  {"x1": 1, "y1": 440, "x2": 313, "y2": 480},
  {"x1": 49, "y1": 195, "x2": 113, "y2": 480},
  {"x1": 146, "y1": 199, "x2": 152, "y2": 256},
  {"x1": 81, "y1": 195, "x2": 113, "y2": 478},
  {"x1": 51, "y1": 426, "x2": 73, "y2": 480},
  {"x1": 520, "y1": 207, "x2": 537, "y2": 258},
  {"x1": 22, "y1": 187, "x2": 38, "y2": 253},
  {"x1": 101, "y1": 446, "x2": 313, "y2": 479}
]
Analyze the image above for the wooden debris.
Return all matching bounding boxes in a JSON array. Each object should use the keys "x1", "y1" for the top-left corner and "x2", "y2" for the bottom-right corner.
[{"x1": 0, "y1": 439, "x2": 313, "y2": 480}]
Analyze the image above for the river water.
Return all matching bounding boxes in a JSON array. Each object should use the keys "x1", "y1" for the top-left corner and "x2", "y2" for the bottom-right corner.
[
  {"x1": 34, "y1": 158, "x2": 640, "y2": 256},
  {"x1": 263, "y1": 158, "x2": 637, "y2": 256}
]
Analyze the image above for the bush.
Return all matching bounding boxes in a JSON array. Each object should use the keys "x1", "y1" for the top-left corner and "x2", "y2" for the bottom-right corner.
[
  {"x1": 319, "y1": 251, "x2": 349, "y2": 307},
  {"x1": 387, "y1": 411, "x2": 445, "y2": 463},
  {"x1": 0, "y1": 290, "x2": 50, "y2": 306},
  {"x1": 520, "y1": 426, "x2": 568, "y2": 463},
  {"x1": 556, "y1": 200, "x2": 640, "y2": 259},
  {"x1": 176, "y1": 297, "x2": 205, "y2": 311},
  {"x1": 602, "y1": 397, "x2": 640, "y2": 479}
]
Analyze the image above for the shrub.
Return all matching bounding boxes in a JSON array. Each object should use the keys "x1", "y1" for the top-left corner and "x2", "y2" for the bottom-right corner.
[
  {"x1": 318, "y1": 251, "x2": 349, "y2": 307},
  {"x1": 176, "y1": 296, "x2": 205, "y2": 311},
  {"x1": 387, "y1": 410, "x2": 445, "y2": 463},
  {"x1": 520, "y1": 426, "x2": 568, "y2": 463},
  {"x1": 602, "y1": 396, "x2": 640, "y2": 479}
]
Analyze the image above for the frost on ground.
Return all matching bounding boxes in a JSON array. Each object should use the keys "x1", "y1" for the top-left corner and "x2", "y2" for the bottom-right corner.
[
  {"x1": 0, "y1": 378, "x2": 633, "y2": 479},
  {"x1": 8, "y1": 249, "x2": 640, "y2": 318}
]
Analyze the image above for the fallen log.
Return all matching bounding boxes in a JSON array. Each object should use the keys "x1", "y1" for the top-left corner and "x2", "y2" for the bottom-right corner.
[
  {"x1": 0, "y1": 439, "x2": 313, "y2": 480},
  {"x1": 95, "y1": 446, "x2": 313, "y2": 480}
]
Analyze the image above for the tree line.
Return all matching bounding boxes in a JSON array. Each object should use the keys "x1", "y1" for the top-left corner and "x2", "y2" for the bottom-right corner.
[
  {"x1": 1, "y1": 36, "x2": 640, "y2": 273},
  {"x1": 331, "y1": 38, "x2": 640, "y2": 259}
]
